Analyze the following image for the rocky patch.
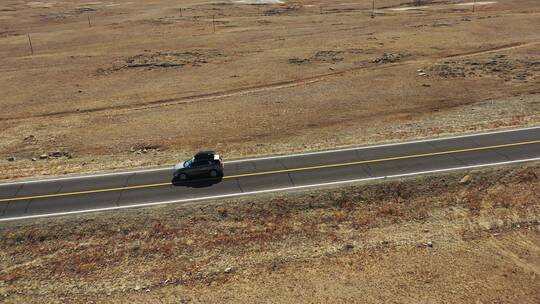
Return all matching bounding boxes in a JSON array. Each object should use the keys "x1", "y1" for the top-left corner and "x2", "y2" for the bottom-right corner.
[
  {"x1": 372, "y1": 52, "x2": 407, "y2": 64},
  {"x1": 130, "y1": 144, "x2": 162, "y2": 155},
  {"x1": 40, "y1": 151, "x2": 73, "y2": 160},
  {"x1": 288, "y1": 50, "x2": 346, "y2": 65},
  {"x1": 427, "y1": 55, "x2": 540, "y2": 82},
  {"x1": 288, "y1": 57, "x2": 309, "y2": 64},
  {"x1": 311, "y1": 50, "x2": 344, "y2": 63},
  {"x1": 263, "y1": 5, "x2": 301, "y2": 16},
  {"x1": 97, "y1": 49, "x2": 225, "y2": 75}
]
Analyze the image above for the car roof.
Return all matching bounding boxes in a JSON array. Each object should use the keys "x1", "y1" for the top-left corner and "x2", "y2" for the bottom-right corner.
[
  {"x1": 194, "y1": 151, "x2": 216, "y2": 159},
  {"x1": 195, "y1": 150, "x2": 215, "y2": 156}
]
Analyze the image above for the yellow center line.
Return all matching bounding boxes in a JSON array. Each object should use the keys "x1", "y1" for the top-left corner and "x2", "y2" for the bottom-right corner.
[
  {"x1": 0, "y1": 182, "x2": 173, "y2": 203},
  {"x1": 222, "y1": 139, "x2": 540, "y2": 179},
  {"x1": 1, "y1": 139, "x2": 539, "y2": 203}
]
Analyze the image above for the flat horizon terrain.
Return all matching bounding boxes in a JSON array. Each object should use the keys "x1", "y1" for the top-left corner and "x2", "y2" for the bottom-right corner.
[{"x1": 1, "y1": 0, "x2": 539, "y2": 181}]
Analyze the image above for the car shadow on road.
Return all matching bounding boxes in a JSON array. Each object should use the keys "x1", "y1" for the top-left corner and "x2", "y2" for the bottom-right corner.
[{"x1": 171, "y1": 176, "x2": 223, "y2": 188}]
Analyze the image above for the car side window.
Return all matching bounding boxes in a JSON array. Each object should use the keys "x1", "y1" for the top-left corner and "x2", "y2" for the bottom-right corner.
[{"x1": 193, "y1": 160, "x2": 209, "y2": 167}]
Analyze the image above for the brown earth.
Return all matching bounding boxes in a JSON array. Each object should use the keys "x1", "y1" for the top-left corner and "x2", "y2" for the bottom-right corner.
[
  {"x1": 0, "y1": 0, "x2": 539, "y2": 180},
  {"x1": 2, "y1": 1, "x2": 540, "y2": 302},
  {"x1": 0, "y1": 163, "x2": 539, "y2": 303}
]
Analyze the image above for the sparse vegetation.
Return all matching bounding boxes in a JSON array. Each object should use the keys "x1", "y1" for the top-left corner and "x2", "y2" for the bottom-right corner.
[{"x1": 427, "y1": 54, "x2": 540, "y2": 81}]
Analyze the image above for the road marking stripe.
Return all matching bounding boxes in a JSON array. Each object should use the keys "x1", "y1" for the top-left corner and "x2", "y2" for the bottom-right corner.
[
  {"x1": 223, "y1": 139, "x2": 540, "y2": 178},
  {"x1": 2, "y1": 157, "x2": 540, "y2": 222},
  {"x1": 1, "y1": 139, "x2": 539, "y2": 203},
  {"x1": 1, "y1": 125, "x2": 539, "y2": 186},
  {"x1": 224, "y1": 125, "x2": 540, "y2": 163},
  {"x1": 0, "y1": 182, "x2": 172, "y2": 203}
]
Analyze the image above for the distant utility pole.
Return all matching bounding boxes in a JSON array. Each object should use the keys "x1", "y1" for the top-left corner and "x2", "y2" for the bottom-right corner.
[
  {"x1": 27, "y1": 34, "x2": 34, "y2": 55},
  {"x1": 212, "y1": 15, "x2": 216, "y2": 33},
  {"x1": 87, "y1": 15, "x2": 92, "y2": 28},
  {"x1": 371, "y1": 0, "x2": 375, "y2": 18},
  {"x1": 179, "y1": 7, "x2": 182, "y2": 17},
  {"x1": 472, "y1": 0, "x2": 476, "y2": 13}
]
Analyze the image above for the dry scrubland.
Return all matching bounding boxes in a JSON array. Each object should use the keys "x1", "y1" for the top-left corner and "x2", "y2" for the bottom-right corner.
[
  {"x1": 0, "y1": 0, "x2": 539, "y2": 180},
  {"x1": 1, "y1": 1, "x2": 539, "y2": 303},
  {"x1": 0, "y1": 164, "x2": 539, "y2": 303}
]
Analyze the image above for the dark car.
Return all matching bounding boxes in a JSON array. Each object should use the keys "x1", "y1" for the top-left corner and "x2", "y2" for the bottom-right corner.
[{"x1": 173, "y1": 151, "x2": 223, "y2": 180}]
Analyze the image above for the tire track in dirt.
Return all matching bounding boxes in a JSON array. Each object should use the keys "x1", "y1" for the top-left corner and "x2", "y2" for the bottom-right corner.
[
  {"x1": 487, "y1": 234, "x2": 540, "y2": 276},
  {"x1": 444, "y1": 41, "x2": 536, "y2": 59},
  {"x1": 3, "y1": 41, "x2": 538, "y2": 121}
]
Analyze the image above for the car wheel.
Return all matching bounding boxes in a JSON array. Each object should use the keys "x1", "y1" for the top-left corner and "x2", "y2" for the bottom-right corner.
[
  {"x1": 209, "y1": 170, "x2": 218, "y2": 177},
  {"x1": 178, "y1": 173, "x2": 188, "y2": 180}
]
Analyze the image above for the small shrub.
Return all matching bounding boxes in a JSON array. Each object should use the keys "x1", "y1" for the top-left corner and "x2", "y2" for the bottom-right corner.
[{"x1": 377, "y1": 203, "x2": 402, "y2": 217}]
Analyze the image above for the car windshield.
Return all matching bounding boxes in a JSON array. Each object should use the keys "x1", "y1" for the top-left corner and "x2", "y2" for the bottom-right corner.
[{"x1": 183, "y1": 159, "x2": 193, "y2": 168}]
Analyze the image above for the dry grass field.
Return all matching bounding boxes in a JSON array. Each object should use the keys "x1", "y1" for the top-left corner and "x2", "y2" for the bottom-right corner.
[
  {"x1": 2, "y1": 1, "x2": 540, "y2": 303},
  {"x1": 0, "y1": 0, "x2": 539, "y2": 180},
  {"x1": 0, "y1": 164, "x2": 539, "y2": 303}
]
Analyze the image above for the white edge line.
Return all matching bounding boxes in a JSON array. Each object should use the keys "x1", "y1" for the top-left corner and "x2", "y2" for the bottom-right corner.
[
  {"x1": 225, "y1": 125, "x2": 540, "y2": 163},
  {"x1": 1, "y1": 125, "x2": 539, "y2": 186},
  {"x1": 2, "y1": 157, "x2": 539, "y2": 222}
]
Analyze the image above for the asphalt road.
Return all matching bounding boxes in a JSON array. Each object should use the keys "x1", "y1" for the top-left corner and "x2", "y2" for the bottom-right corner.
[{"x1": 1, "y1": 126, "x2": 540, "y2": 221}]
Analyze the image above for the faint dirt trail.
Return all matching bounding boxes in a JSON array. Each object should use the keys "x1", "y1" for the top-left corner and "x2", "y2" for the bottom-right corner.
[
  {"x1": 487, "y1": 234, "x2": 540, "y2": 275},
  {"x1": 5, "y1": 41, "x2": 539, "y2": 121},
  {"x1": 445, "y1": 41, "x2": 539, "y2": 59}
]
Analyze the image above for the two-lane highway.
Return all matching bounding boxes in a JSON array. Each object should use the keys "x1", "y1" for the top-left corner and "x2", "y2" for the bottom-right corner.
[{"x1": 1, "y1": 126, "x2": 540, "y2": 221}]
